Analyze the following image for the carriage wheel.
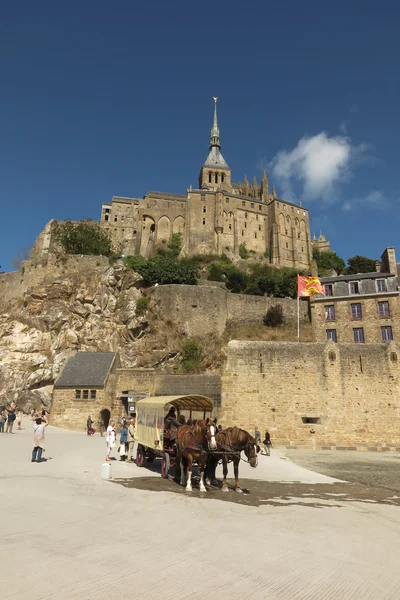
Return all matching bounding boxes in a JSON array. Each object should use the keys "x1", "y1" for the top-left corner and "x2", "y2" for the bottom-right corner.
[
  {"x1": 161, "y1": 453, "x2": 170, "y2": 479},
  {"x1": 136, "y1": 445, "x2": 146, "y2": 467}
]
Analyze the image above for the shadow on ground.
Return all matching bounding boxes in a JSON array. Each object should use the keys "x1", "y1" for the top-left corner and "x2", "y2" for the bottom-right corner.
[{"x1": 111, "y1": 476, "x2": 400, "y2": 508}]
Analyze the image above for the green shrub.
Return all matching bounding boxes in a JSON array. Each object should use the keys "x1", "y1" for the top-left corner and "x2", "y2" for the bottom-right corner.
[
  {"x1": 55, "y1": 220, "x2": 112, "y2": 256},
  {"x1": 181, "y1": 339, "x2": 204, "y2": 373},
  {"x1": 263, "y1": 304, "x2": 284, "y2": 327},
  {"x1": 166, "y1": 233, "x2": 182, "y2": 257},
  {"x1": 239, "y1": 242, "x2": 250, "y2": 260},
  {"x1": 125, "y1": 254, "x2": 199, "y2": 285},
  {"x1": 207, "y1": 262, "x2": 225, "y2": 282},
  {"x1": 135, "y1": 296, "x2": 150, "y2": 316},
  {"x1": 225, "y1": 267, "x2": 248, "y2": 293},
  {"x1": 263, "y1": 249, "x2": 270, "y2": 260}
]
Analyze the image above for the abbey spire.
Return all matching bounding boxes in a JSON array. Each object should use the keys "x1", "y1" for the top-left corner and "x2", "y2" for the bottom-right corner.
[
  {"x1": 210, "y1": 96, "x2": 220, "y2": 149},
  {"x1": 199, "y1": 97, "x2": 231, "y2": 190}
]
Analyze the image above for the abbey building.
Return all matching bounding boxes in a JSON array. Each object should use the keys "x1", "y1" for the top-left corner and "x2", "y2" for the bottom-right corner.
[{"x1": 101, "y1": 99, "x2": 314, "y2": 270}]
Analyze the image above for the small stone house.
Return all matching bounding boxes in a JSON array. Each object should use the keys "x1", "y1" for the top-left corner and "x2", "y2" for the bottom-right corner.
[{"x1": 52, "y1": 352, "x2": 120, "y2": 431}]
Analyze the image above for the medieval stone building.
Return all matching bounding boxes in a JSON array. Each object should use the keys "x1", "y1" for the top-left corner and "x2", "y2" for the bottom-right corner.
[{"x1": 100, "y1": 99, "x2": 313, "y2": 270}]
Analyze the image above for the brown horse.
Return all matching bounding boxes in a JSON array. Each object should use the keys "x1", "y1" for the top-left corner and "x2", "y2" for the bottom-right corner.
[
  {"x1": 177, "y1": 419, "x2": 217, "y2": 492},
  {"x1": 205, "y1": 426, "x2": 259, "y2": 493}
]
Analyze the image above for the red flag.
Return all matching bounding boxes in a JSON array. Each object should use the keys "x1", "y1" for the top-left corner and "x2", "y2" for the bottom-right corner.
[{"x1": 298, "y1": 275, "x2": 325, "y2": 297}]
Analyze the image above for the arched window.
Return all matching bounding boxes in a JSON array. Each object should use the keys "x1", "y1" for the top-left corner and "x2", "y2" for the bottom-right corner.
[
  {"x1": 221, "y1": 173, "x2": 225, "y2": 183},
  {"x1": 209, "y1": 172, "x2": 212, "y2": 183},
  {"x1": 215, "y1": 173, "x2": 219, "y2": 184}
]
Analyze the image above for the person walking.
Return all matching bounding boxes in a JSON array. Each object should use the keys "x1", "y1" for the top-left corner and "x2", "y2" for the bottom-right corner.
[
  {"x1": 254, "y1": 426, "x2": 261, "y2": 447},
  {"x1": 126, "y1": 416, "x2": 136, "y2": 462},
  {"x1": 119, "y1": 423, "x2": 128, "y2": 461},
  {"x1": 32, "y1": 415, "x2": 48, "y2": 462},
  {"x1": 87, "y1": 415, "x2": 94, "y2": 436},
  {"x1": 6, "y1": 408, "x2": 16, "y2": 433},
  {"x1": 0, "y1": 409, "x2": 6, "y2": 433},
  {"x1": 263, "y1": 430, "x2": 272, "y2": 456},
  {"x1": 98, "y1": 413, "x2": 105, "y2": 437},
  {"x1": 105, "y1": 420, "x2": 116, "y2": 462}
]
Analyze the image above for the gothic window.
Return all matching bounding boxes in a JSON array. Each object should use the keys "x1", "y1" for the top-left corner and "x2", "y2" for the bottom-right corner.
[
  {"x1": 298, "y1": 233, "x2": 300, "y2": 238},
  {"x1": 245, "y1": 222, "x2": 247, "y2": 228},
  {"x1": 229, "y1": 224, "x2": 232, "y2": 230},
  {"x1": 105, "y1": 215, "x2": 109, "y2": 222},
  {"x1": 259, "y1": 225, "x2": 261, "y2": 231},
  {"x1": 242, "y1": 230, "x2": 244, "y2": 236},
  {"x1": 203, "y1": 207, "x2": 206, "y2": 213},
  {"x1": 114, "y1": 216, "x2": 118, "y2": 222},
  {"x1": 255, "y1": 233, "x2": 257, "y2": 239},
  {"x1": 259, "y1": 206, "x2": 262, "y2": 211},
  {"x1": 202, "y1": 219, "x2": 206, "y2": 225},
  {"x1": 221, "y1": 173, "x2": 225, "y2": 183},
  {"x1": 215, "y1": 173, "x2": 219, "y2": 184},
  {"x1": 209, "y1": 172, "x2": 212, "y2": 183}
]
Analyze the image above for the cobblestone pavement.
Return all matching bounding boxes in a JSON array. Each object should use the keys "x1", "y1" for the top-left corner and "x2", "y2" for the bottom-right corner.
[{"x1": 1, "y1": 426, "x2": 400, "y2": 600}]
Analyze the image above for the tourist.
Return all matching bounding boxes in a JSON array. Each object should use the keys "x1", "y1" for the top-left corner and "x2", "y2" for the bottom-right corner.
[
  {"x1": 119, "y1": 422, "x2": 128, "y2": 461},
  {"x1": 254, "y1": 426, "x2": 261, "y2": 446},
  {"x1": 32, "y1": 415, "x2": 48, "y2": 463},
  {"x1": 0, "y1": 409, "x2": 6, "y2": 433},
  {"x1": 98, "y1": 413, "x2": 105, "y2": 437},
  {"x1": 105, "y1": 420, "x2": 116, "y2": 462},
  {"x1": 5, "y1": 407, "x2": 16, "y2": 434},
  {"x1": 263, "y1": 430, "x2": 272, "y2": 456},
  {"x1": 17, "y1": 410, "x2": 23, "y2": 430},
  {"x1": 127, "y1": 416, "x2": 135, "y2": 462},
  {"x1": 87, "y1": 415, "x2": 94, "y2": 436}
]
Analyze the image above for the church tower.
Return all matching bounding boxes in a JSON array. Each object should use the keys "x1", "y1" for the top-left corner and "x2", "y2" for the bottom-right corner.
[{"x1": 198, "y1": 98, "x2": 232, "y2": 190}]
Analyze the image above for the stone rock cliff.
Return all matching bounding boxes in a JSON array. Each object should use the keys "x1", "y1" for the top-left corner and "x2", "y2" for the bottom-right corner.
[{"x1": 0, "y1": 264, "x2": 186, "y2": 413}]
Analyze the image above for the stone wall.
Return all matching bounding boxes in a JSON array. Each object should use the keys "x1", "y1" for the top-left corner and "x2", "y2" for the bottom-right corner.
[
  {"x1": 51, "y1": 388, "x2": 110, "y2": 431},
  {"x1": 147, "y1": 285, "x2": 309, "y2": 336},
  {"x1": 0, "y1": 255, "x2": 110, "y2": 306},
  {"x1": 219, "y1": 340, "x2": 400, "y2": 450}
]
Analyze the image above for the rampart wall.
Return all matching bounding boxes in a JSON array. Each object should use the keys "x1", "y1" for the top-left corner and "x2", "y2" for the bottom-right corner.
[
  {"x1": 147, "y1": 285, "x2": 309, "y2": 336},
  {"x1": 219, "y1": 340, "x2": 400, "y2": 450}
]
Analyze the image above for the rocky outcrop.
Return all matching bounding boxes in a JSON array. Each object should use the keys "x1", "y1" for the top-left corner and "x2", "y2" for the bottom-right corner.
[{"x1": 0, "y1": 264, "x2": 183, "y2": 413}]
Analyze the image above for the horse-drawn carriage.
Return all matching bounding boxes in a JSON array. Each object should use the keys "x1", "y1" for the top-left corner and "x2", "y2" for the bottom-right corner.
[
  {"x1": 134, "y1": 395, "x2": 215, "y2": 480},
  {"x1": 134, "y1": 394, "x2": 259, "y2": 493}
]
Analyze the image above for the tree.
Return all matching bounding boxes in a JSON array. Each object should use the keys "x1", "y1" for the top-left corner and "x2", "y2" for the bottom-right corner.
[
  {"x1": 313, "y1": 249, "x2": 345, "y2": 276},
  {"x1": 181, "y1": 339, "x2": 204, "y2": 373},
  {"x1": 55, "y1": 220, "x2": 112, "y2": 256},
  {"x1": 11, "y1": 247, "x2": 32, "y2": 270},
  {"x1": 239, "y1": 242, "x2": 250, "y2": 260},
  {"x1": 346, "y1": 255, "x2": 377, "y2": 274},
  {"x1": 124, "y1": 254, "x2": 199, "y2": 285}
]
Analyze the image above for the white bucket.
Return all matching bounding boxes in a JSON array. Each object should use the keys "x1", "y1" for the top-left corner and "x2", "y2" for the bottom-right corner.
[{"x1": 101, "y1": 462, "x2": 112, "y2": 480}]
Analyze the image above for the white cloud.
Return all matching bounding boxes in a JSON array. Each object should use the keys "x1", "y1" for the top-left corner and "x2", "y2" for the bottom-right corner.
[
  {"x1": 342, "y1": 190, "x2": 389, "y2": 212},
  {"x1": 270, "y1": 132, "x2": 367, "y2": 203}
]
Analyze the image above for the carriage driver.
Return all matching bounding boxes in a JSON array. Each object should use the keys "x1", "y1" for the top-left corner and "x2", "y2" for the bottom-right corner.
[{"x1": 164, "y1": 407, "x2": 180, "y2": 429}]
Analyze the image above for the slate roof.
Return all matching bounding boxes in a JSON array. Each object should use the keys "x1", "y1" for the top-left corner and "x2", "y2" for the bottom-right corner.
[
  {"x1": 203, "y1": 146, "x2": 230, "y2": 169},
  {"x1": 320, "y1": 272, "x2": 393, "y2": 283},
  {"x1": 54, "y1": 352, "x2": 117, "y2": 388}
]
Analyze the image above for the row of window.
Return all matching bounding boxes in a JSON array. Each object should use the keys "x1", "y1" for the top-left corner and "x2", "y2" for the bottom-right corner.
[
  {"x1": 325, "y1": 301, "x2": 390, "y2": 321},
  {"x1": 75, "y1": 390, "x2": 97, "y2": 400},
  {"x1": 327, "y1": 326, "x2": 393, "y2": 343},
  {"x1": 324, "y1": 279, "x2": 387, "y2": 296},
  {"x1": 276, "y1": 202, "x2": 307, "y2": 217}
]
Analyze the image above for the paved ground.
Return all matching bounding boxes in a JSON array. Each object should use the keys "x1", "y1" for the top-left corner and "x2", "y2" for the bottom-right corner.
[{"x1": 2, "y1": 426, "x2": 400, "y2": 600}]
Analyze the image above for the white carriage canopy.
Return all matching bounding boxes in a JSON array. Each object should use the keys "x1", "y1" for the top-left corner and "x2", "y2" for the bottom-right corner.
[{"x1": 135, "y1": 395, "x2": 214, "y2": 450}]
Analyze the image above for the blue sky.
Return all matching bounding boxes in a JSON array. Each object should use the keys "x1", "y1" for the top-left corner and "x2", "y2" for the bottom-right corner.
[{"x1": 1, "y1": 0, "x2": 399, "y2": 271}]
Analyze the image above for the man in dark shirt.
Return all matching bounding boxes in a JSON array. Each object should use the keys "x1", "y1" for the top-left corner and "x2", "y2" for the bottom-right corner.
[{"x1": 6, "y1": 409, "x2": 16, "y2": 434}]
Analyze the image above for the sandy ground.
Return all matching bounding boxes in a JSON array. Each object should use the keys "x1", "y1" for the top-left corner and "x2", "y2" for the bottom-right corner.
[{"x1": 1, "y1": 425, "x2": 400, "y2": 600}]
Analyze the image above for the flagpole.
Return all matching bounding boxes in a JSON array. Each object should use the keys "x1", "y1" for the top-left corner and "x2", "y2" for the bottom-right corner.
[{"x1": 297, "y1": 294, "x2": 300, "y2": 340}]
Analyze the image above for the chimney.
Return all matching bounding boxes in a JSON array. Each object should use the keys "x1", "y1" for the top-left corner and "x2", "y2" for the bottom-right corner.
[{"x1": 380, "y1": 247, "x2": 397, "y2": 275}]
